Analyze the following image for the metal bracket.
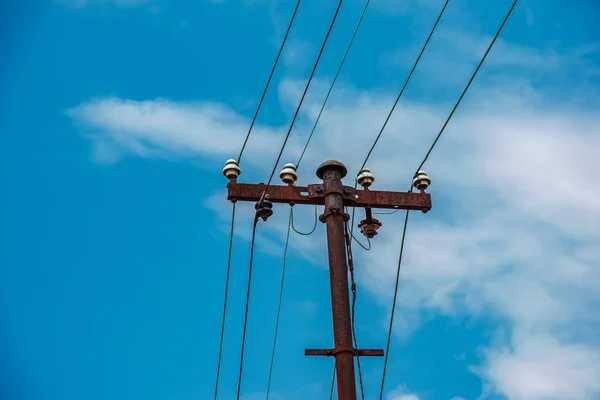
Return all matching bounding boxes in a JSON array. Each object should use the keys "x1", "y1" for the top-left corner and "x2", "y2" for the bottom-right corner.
[
  {"x1": 305, "y1": 348, "x2": 384, "y2": 357},
  {"x1": 308, "y1": 183, "x2": 356, "y2": 202}
]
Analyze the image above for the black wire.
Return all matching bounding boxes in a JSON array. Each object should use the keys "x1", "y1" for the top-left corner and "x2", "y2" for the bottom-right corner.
[
  {"x1": 291, "y1": 205, "x2": 318, "y2": 235},
  {"x1": 349, "y1": 0, "x2": 447, "y2": 239},
  {"x1": 359, "y1": 0, "x2": 448, "y2": 171},
  {"x1": 373, "y1": 209, "x2": 400, "y2": 216},
  {"x1": 350, "y1": 229, "x2": 371, "y2": 251},
  {"x1": 378, "y1": 3, "x2": 519, "y2": 398},
  {"x1": 344, "y1": 220, "x2": 365, "y2": 400},
  {"x1": 415, "y1": 0, "x2": 519, "y2": 174},
  {"x1": 378, "y1": 210, "x2": 410, "y2": 400},
  {"x1": 259, "y1": 0, "x2": 344, "y2": 204},
  {"x1": 214, "y1": 202, "x2": 237, "y2": 400},
  {"x1": 236, "y1": 215, "x2": 260, "y2": 400},
  {"x1": 296, "y1": 0, "x2": 372, "y2": 169},
  {"x1": 237, "y1": 0, "x2": 302, "y2": 164},
  {"x1": 329, "y1": 367, "x2": 336, "y2": 400},
  {"x1": 266, "y1": 209, "x2": 293, "y2": 400}
]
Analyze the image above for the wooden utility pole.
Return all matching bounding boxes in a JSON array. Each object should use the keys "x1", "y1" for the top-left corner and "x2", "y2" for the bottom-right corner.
[{"x1": 224, "y1": 160, "x2": 432, "y2": 400}]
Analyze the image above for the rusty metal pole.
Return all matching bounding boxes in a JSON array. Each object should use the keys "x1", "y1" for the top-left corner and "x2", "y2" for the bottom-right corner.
[{"x1": 316, "y1": 160, "x2": 356, "y2": 400}]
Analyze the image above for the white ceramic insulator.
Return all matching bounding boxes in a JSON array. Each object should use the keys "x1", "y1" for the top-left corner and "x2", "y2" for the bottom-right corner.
[
  {"x1": 279, "y1": 163, "x2": 298, "y2": 185},
  {"x1": 412, "y1": 170, "x2": 431, "y2": 191},
  {"x1": 222, "y1": 159, "x2": 242, "y2": 180},
  {"x1": 357, "y1": 168, "x2": 375, "y2": 188}
]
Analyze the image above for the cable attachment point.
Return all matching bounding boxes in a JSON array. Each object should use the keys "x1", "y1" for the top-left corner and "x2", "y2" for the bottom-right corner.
[
  {"x1": 222, "y1": 159, "x2": 242, "y2": 181},
  {"x1": 358, "y1": 217, "x2": 382, "y2": 239},
  {"x1": 279, "y1": 163, "x2": 298, "y2": 185},
  {"x1": 412, "y1": 170, "x2": 431, "y2": 193},
  {"x1": 255, "y1": 199, "x2": 273, "y2": 221},
  {"x1": 356, "y1": 168, "x2": 375, "y2": 188}
]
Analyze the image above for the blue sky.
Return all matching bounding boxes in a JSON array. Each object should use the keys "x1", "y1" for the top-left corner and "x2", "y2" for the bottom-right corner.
[{"x1": 1, "y1": 1, "x2": 600, "y2": 399}]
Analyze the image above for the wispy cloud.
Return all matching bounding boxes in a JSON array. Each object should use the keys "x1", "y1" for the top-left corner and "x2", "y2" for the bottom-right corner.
[
  {"x1": 387, "y1": 385, "x2": 420, "y2": 400},
  {"x1": 65, "y1": 25, "x2": 600, "y2": 400}
]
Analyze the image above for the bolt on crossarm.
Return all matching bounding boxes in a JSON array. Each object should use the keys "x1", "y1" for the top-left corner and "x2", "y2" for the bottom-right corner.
[{"x1": 222, "y1": 159, "x2": 432, "y2": 400}]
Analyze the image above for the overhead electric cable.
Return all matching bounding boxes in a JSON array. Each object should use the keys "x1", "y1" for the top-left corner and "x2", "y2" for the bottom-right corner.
[
  {"x1": 414, "y1": 0, "x2": 519, "y2": 174},
  {"x1": 296, "y1": 0, "x2": 372, "y2": 169},
  {"x1": 378, "y1": 2, "x2": 520, "y2": 398},
  {"x1": 236, "y1": 216, "x2": 260, "y2": 400},
  {"x1": 217, "y1": 4, "x2": 301, "y2": 398},
  {"x1": 237, "y1": 0, "x2": 302, "y2": 164},
  {"x1": 265, "y1": 209, "x2": 293, "y2": 400},
  {"x1": 344, "y1": 219, "x2": 365, "y2": 400},
  {"x1": 350, "y1": 0, "x2": 448, "y2": 236},
  {"x1": 213, "y1": 203, "x2": 237, "y2": 400},
  {"x1": 359, "y1": 0, "x2": 448, "y2": 171},
  {"x1": 258, "y1": 0, "x2": 344, "y2": 204}
]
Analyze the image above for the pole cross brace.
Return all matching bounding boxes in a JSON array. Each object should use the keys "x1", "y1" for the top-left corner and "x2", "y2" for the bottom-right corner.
[
  {"x1": 305, "y1": 348, "x2": 384, "y2": 357},
  {"x1": 227, "y1": 182, "x2": 432, "y2": 212}
]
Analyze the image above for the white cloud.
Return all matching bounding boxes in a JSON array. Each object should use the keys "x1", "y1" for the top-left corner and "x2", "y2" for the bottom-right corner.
[
  {"x1": 65, "y1": 26, "x2": 600, "y2": 400},
  {"x1": 57, "y1": 0, "x2": 149, "y2": 7},
  {"x1": 387, "y1": 385, "x2": 420, "y2": 400},
  {"x1": 476, "y1": 331, "x2": 600, "y2": 400}
]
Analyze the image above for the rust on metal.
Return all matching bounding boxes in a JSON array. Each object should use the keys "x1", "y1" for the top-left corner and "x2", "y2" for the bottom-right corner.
[
  {"x1": 227, "y1": 182, "x2": 431, "y2": 212},
  {"x1": 356, "y1": 189, "x2": 431, "y2": 212},
  {"x1": 225, "y1": 159, "x2": 433, "y2": 400},
  {"x1": 227, "y1": 182, "x2": 314, "y2": 205},
  {"x1": 321, "y1": 165, "x2": 357, "y2": 400},
  {"x1": 305, "y1": 348, "x2": 384, "y2": 357}
]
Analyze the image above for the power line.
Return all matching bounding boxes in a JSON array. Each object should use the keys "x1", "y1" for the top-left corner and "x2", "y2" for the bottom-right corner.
[
  {"x1": 236, "y1": 216, "x2": 260, "y2": 400},
  {"x1": 259, "y1": 0, "x2": 344, "y2": 205},
  {"x1": 378, "y1": 210, "x2": 410, "y2": 400},
  {"x1": 237, "y1": 0, "x2": 302, "y2": 164},
  {"x1": 329, "y1": 367, "x2": 336, "y2": 400},
  {"x1": 378, "y1": 1, "x2": 519, "y2": 398},
  {"x1": 296, "y1": 0, "x2": 372, "y2": 170},
  {"x1": 214, "y1": 203, "x2": 237, "y2": 400},
  {"x1": 344, "y1": 219, "x2": 365, "y2": 400},
  {"x1": 414, "y1": 0, "x2": 519, "y2": 174},
  {"x1": 265, "y1": 209, "x2": 293, "y2": 400},
  {"x1": 350, "y1": 0, "x2": 447, "y2": 236},
  {"x1": 359, "y1": 0, "x2": 449, "y2": 171},
  {"x1": 219, "y1": 4, "x2": 301, "y2": 397}
]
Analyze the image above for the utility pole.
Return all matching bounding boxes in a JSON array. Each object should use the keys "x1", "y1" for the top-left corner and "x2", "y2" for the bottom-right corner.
[{"x1": 223, "y1": 159, "x2": 432, "y2": 400}]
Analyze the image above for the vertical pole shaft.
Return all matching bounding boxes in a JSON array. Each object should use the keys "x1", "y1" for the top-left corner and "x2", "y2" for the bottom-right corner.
[{"x1": 320, "y1": 164, "x2": 356, "y2": 400}]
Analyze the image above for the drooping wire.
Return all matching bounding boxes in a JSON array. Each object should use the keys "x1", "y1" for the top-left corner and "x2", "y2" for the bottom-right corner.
[
  {"x1": 214, "y1": 202, "x2": 237, "y2": 400},
  {"x1": 350, "y1": 227, "x2": 371, "y2": 251},
  {"x1": 237, "y1": 0, "x2": 302, "y2": 164},
  {"x1": 373, "y1": 208, "x2": 401, "y2": 216},
  {"x1": 414, "y1": 0, "x2": 520, "y2": 174},
  {"x1": 258, "y1": 0, "x2": 344, "y2": 205},
  {"x1": 344, "y1": 219, "x2": 365, "y2": 400},
  {"x1": 265, "y1": 209, "x2": 293, "y2": 400},
  {"x1": 359, "y1": 0, "x2": 449, "y2": 172},
  {"x1": 236, "y1": 214, "x2": 260, "y2": 400},
  {"x1": 378, "y1": 2, "x2": 519, "y2": 398},
  {"x1": 378, "y1": 210, "x2": 410, "y2": 400},
  {"x1": 296, "y1": 0, "x2": 372, "y2": 169},
  {"x1": 291, "y1": 205, "x2": 318, "y2": 236}
]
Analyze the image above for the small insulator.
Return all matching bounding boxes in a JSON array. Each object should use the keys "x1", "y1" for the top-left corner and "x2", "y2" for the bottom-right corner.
[
  {"x1": 255, "y1": 199, "x2": 274, "y2": 221},
  {"x1": 356, "y1": 168, "x2": 375, "y2": 188},
  {"x1": 412, "y1": 170, "x2": 431, "y2": 192},
  {"x1": 222, "y1": 159, "x2": 241, "y2": 180},
  {"x1": 358, "y1": 217, "x2": 382, "y2": 239},
  {"x1": 279, "y1": 163, "x2": 298, "y2": 185}
]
